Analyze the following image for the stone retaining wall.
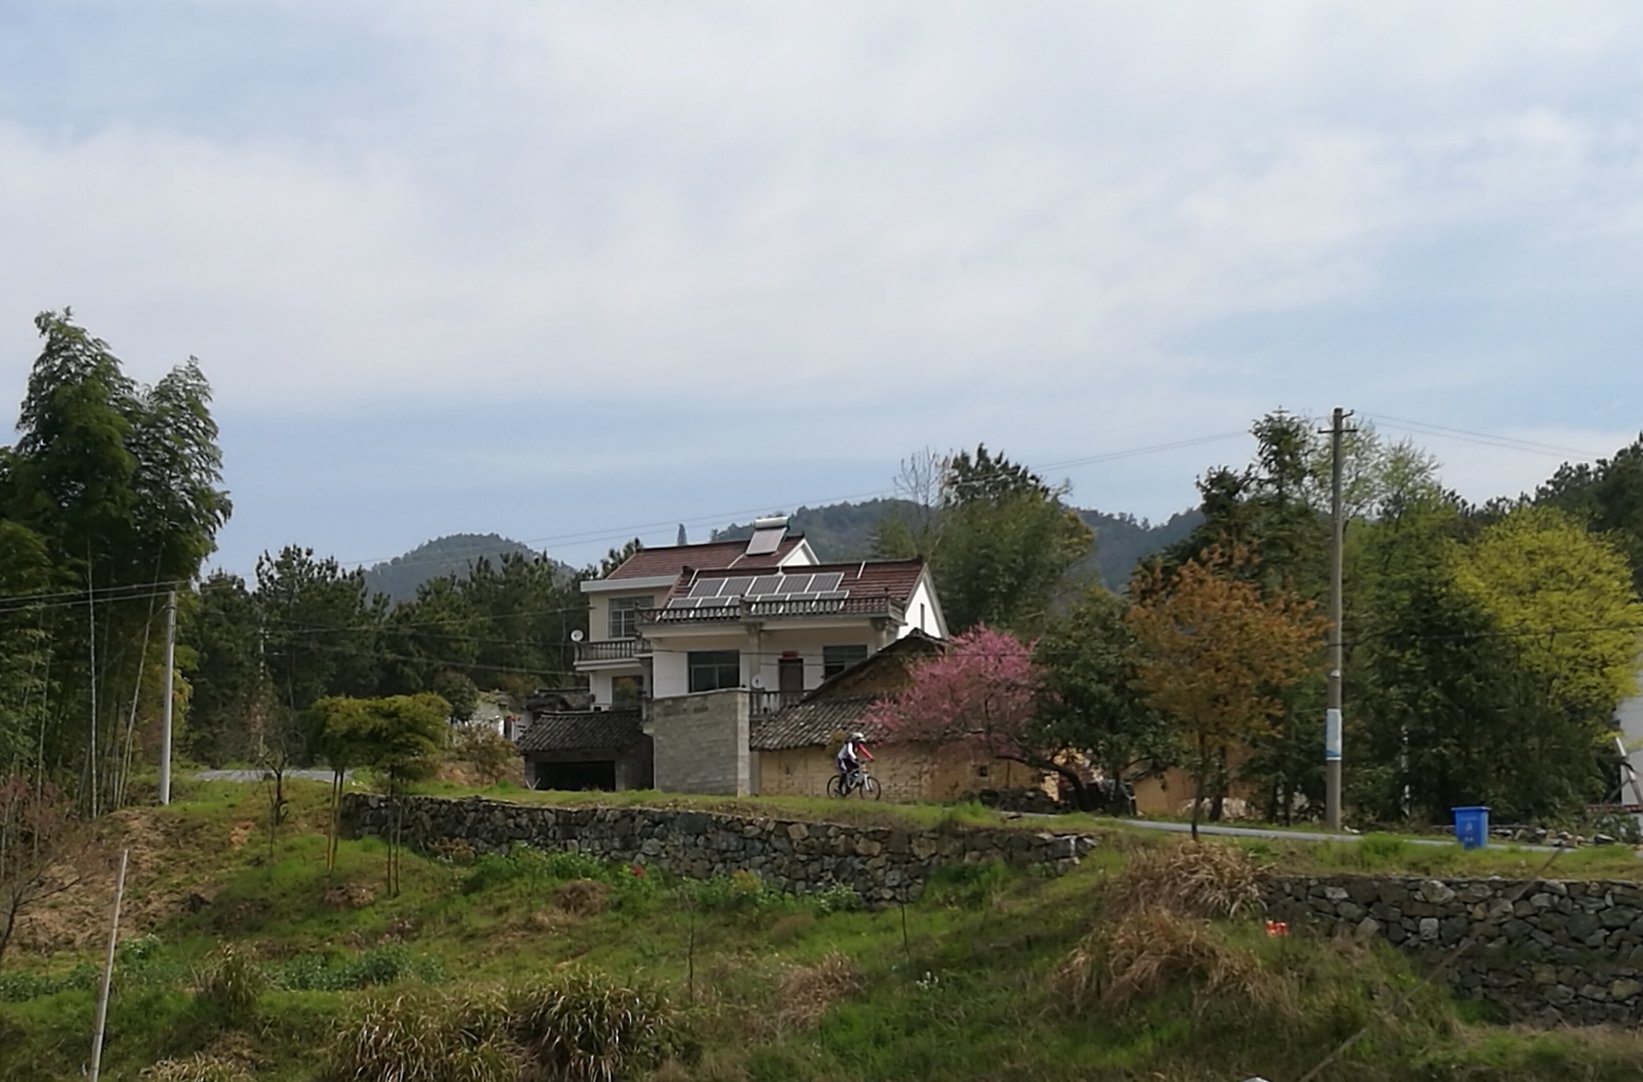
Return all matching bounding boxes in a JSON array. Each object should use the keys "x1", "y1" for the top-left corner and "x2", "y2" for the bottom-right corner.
[
  {"x1": 340, "y1": 794, "x2": 1096, "y2": 905},
  {"x1": 1263, "y1": 875, "x2": 1643, "y2": 1026}
]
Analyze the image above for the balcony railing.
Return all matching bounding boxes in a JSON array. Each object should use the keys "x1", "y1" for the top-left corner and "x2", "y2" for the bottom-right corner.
[
  {"x1": 574, "y1": 638, "x2": 645, "y2": 664},
  {"x1": 748, "y1": 688, "x2": 805, "y2": 716},
  {"x1": 638, "y1": 595, "x2": 905, "y2": 627}
]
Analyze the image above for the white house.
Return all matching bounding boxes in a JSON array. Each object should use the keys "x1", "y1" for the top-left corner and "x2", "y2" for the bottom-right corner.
[{"x1": 517, "y1": 516, "x2": 948, "y2": 794}]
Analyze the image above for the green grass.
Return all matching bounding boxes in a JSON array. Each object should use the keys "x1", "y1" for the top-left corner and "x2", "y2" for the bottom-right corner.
[{"x1": 5, "y1": 781, "x2": 1643, "y2": 1080}]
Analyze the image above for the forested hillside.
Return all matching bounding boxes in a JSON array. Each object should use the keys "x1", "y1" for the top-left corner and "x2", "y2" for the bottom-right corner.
[
  {"x1": 362, "y1": 533, "x2": 561, "y2": 603},
  {"x1": 715, "y1": 499, "x2": 1201, "y2": 591}
]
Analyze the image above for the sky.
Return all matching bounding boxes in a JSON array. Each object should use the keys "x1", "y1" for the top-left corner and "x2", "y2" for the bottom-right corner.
[{"x1": 4, "y1": 1, "x2": 1643, "y2": 576}]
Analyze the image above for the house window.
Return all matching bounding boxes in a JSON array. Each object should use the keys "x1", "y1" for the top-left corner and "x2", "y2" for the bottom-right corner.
[
  {"x1": 688, "y1": 650, "x2": 741, "y2": 693},
  {"x1": 823, "y1": 644, "x2": 869, "y2": 679},
  {"x1": 608, "y1": 596, "x2": 648, "y2": 639}
]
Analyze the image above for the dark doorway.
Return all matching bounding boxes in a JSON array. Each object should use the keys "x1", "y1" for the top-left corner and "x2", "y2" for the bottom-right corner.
[
  {"x1": 778, "y1": 656, "x2": 804, "y2": 708},
  {"x1": 533, "y1": 760, "x2": 617, "y2": 791}
]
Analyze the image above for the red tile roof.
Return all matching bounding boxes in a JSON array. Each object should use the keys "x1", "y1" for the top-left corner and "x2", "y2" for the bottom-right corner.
[
  {"x1": 605, "y1": 536, "x2": 806, "y2": 580},
  {"x1": 671, "y1": 558, "x2": 927, "y2": 602}
]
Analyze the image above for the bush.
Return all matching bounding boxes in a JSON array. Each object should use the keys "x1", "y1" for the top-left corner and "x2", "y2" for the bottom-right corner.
[
  {"x1": 461, "y1": 844, "x2": 610, "y2": 894},
  {"x1": 0, "y1": 963, "x2": 97, "y2": 1001},
  {"x1": 449, "y1": 722, "x2": 518, "y2": 783},
  {"x1": 193, "y1": 944, "x2": 266, "y2": 1025},
  {"x1": 270, "y1": 945, "x2": 445, "y2": 992},
  {"x1": 509, "y1": 968, "x2": 685, "y2": 1082},
  {"x1": 140, "y1": 1052, "x2": 254, "y2": 1082},
  {"x1": 555, "y1": 879, "x2": 611, "y2": 917},
  {"x1": 324, "y1": 988, "x2": 518, "y2": 1082}
]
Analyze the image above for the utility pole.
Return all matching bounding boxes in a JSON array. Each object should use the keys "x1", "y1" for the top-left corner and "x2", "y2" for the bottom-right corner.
[
  {"x1": 159, "y1": 589, "x2": 177, "y2": 806},
  {"x1": 1325, "y1": 407, "x2": 1352, "y2": 832}
]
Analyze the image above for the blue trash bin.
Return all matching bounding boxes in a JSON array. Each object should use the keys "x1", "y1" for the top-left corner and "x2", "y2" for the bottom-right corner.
[{"x1": 1453, "y1": 805, "x2": 1490, "y2": 850}]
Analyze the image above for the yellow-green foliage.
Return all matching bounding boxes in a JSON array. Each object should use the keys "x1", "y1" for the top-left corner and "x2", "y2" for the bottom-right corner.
[
  {"x1": 193, "y1": 943, "x2": 266, "y2": 1025},
  {"x1": 1450, "y1": 505, "x2": 1642, "y2": 709}
]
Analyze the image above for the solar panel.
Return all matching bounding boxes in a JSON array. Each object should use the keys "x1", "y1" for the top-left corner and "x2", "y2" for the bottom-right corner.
[
  {"x1": 810, "y1": 572, "x2": 844, "y2": 592},
  {"x1": 816, "y1": 590, "x2": 848, "y2": 600},
  {"x1": 777, "y1": 574, "x2": 811, "y2": 594},
  {"x1": 688, "y1": 580, "x2": 719, "y2": 598},
  {"x1": 698, "y1": 595, "x2": 734, "y2": 608},
  {"x1": 667, "y1": 598, "x2": 697, "y2": 609},
  {"x1": 744, "y1": 525, "x2": 784, "y2": 557},
  {"x1": 749, "y1": 575, "x2": 783, "y2": 596},
  {"x1": 720, "y1": 576, "x2": 754, "y2": 597}
]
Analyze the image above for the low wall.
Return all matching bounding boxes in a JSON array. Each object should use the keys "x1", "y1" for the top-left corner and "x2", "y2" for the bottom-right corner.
[
  {"x1": 1264, "y1": 875, "x2": 1643, "y2": 1026},
  {"x1": 341, "y1": 794, "x2": 1096, "y2": 905}
]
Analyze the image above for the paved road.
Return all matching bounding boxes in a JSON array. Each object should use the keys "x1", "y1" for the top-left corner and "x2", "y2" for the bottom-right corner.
[{"x1": 196, "y1": 769, "x2": 344, "y2": 783}]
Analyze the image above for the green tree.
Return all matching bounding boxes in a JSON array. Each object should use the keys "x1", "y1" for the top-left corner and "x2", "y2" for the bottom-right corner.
[
  {"x1": 181, "y1": 573, "x2": 266, "y2": 766},
  {"x1": 1536, "y1": 436, "x2": 1643, "y2": 591},
  {"x1": 359, "y1": 693, "x2": 449, "y2": 895},
  {"x1": 255, "y1": 546, "x2": 378, "y2": 713},
  {"x1": 1032, "y1": 586, "x2": 1173, "y2": 799},
  {"x1": 878, "y1": 445, "x2": 1092, "y2": 633},
  {"x1": 310, "y1": 696, "x2": 375, "y2": 871}
]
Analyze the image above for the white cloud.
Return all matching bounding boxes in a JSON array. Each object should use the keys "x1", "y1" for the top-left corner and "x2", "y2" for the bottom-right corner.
[{"x1": 4, "y1": 1, "x2": 1643, "y2": 551}]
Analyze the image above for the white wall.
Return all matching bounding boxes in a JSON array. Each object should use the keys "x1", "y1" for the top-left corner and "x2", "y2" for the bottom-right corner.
[
  {"x1": 586, "y1": 588, "x2": 666, "y2": 642},
  {"x1": 899, "y1": 577, "x2": 944, "y2": 639},
  {"x1": 647, "y1": 625, "x2": 886, "y2": 698}
]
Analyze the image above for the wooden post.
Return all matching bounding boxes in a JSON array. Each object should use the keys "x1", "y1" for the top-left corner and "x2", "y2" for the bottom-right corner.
[{"x1": 89, "y1": 848, "x2": 129, "y2": 1082}]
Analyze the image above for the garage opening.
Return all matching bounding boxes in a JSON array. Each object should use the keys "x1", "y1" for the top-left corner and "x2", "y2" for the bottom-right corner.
[{"x1": 533, "y1": 760, "x2": 617, "y2": 791}]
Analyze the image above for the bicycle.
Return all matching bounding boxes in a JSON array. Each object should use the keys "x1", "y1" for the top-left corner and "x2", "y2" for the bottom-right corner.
[{"x1": 827, "y1": 766, "x2": 881, "y2": 800}]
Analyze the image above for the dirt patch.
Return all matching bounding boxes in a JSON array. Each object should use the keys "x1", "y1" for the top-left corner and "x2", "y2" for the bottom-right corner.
[
  {"x1": 323, "y1": 882, "x2": 378, "y2": 910},
  {"x1": 228, "y1": 821, "x2": 256, "y2": 848},
  {"x1": 12, "y1": 807, "x2": 218, "y2": 956},
  {"x1": 553, "y1": 878, "x2": 610, "y2": 916}
]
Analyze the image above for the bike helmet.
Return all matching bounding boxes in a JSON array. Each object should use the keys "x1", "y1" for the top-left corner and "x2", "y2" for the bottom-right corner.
[{"x1": 852, "y1": 731, "x2": 866, "y2": 741}]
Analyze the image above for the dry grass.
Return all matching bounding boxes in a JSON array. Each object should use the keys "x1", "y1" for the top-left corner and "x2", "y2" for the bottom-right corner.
[
  {"x1": 324, "y1": 988, "x2": 519, "y2": 1082},
  {"x1": 775, "y1": 952, "x2": 863, "y2": 1030},
  {"x1": 1057, "y1": 904, "x2": 1287, "y2": 1014},
  {"x1": 510, "y1": 968, "x2": 683, "y2": 1082},
  {"x1": 767, "y1": 912, "x2": 816, "y2": 945},
  {"x1": 554, "y1": 878, "x2": 611, "y2": 917},
  {"x1": 139, "y1": 1052, "x2": 254, "y2": 1082},
  {"x1": 1110, "y1": 840, "x2": 1265, "y2": 920}
]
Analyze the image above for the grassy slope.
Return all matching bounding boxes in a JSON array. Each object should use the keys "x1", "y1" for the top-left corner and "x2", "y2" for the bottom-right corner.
[{"x1": 3, "y1": 781, "x2": 1642, "y2": 1081}]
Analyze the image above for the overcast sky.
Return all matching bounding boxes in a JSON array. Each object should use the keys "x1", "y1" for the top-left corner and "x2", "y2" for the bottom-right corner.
[{"x1": 4, "y1": 1, "x2": 1642, "y2": 575}]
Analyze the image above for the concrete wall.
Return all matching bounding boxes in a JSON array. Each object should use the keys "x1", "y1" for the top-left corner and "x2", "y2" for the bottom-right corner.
[
  {"x1": 341, "y1": 793, "x2": 1096, "y2": 906},
  {"x1": 759, "y1": 744, "x2": 1044, "y2": 803},
  {"x1": 650, "y1": 689, "x2": 750, "y2": 795},
  {"x1": 1263, "y1": 875, "x2": 1643, "y2": 1026}
]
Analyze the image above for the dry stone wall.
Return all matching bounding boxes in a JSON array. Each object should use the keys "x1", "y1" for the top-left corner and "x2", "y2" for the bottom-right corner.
[
  {"x1": 341, "y1": 794, "x2": 1096, "y2": 905},
  {"x1": 1263, "y1": 875, "x2": 1643, "y2": 1026}
]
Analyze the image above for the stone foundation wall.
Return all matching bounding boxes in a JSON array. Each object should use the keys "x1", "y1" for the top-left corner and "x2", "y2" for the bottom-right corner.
[
  {"x1": 341, "y1": 793, "x2": 1095, "y2": 905},
  {"x1": 1263, "y1": 875, "x2": 1643, "y2": 1026}
]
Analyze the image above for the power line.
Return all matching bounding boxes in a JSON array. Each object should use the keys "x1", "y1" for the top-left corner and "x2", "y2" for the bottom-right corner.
[{"x1": 1366, "y1": 414, "x2": 1603, "y2": 460}]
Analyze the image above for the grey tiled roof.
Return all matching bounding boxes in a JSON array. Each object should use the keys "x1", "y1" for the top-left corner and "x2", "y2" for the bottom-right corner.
[
  {"x1": 516, "y1": 709, "x2": 643, "y2": 753},
  {"x1": 749, "y1": 696, "x2": 895, "y2": 751}
]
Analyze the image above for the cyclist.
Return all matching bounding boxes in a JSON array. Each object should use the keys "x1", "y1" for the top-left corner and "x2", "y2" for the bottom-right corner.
[{"x1": 835, "y1": 731, "x2": 874, "y2": 791}]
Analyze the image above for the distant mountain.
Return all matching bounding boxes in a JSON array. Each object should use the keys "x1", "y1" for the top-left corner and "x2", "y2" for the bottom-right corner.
[
  {"x1": 715, "y1": 500, "x2": 1201, "y2": 592},
  {"x1": 363, "y1": 533, "x2": 564, "y2": 603}
]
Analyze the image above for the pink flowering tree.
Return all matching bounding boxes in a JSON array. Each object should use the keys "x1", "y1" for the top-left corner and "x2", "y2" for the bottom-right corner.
[{"x1": 864, "y1": 626, "x2": 1084, "y2": 798}]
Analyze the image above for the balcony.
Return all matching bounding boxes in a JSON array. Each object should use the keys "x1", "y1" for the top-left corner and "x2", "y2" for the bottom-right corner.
[
  {"x1": 638, "y1": 595, "x2": 905, "y2": 628},
  {"x1": 748, "y1": 688, "x2": 805, "y2": 717},
  {"x1": 574, "y1": 638, "x2": 646, "y2": 665}
]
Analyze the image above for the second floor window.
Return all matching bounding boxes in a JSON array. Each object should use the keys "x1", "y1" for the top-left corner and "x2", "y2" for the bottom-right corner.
[
  {"x1": 608, "y1": 596, "x2": 648, "y2": 639},
  {"x1": 688, "y1": 650, "x2": 741, "y2": 693},
  {"x1": 823, "y1": 644, "x2": 869, "y2": 679}
]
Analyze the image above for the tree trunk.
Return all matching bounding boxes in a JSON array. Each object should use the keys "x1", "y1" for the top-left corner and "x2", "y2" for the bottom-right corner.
[{"x1": 1190, "y1": 734, "x2": 1206, "y2": 841}]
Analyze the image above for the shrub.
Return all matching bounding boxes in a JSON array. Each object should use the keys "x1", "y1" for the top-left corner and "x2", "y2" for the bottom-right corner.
[
  {"x1": 140, "y1": 1052, "x2": 254, "y2": 1082},
  {"x1": 1111, "y1": 841, "x2": 1264, "y2": 920},
  {"x1": 806, "y1": 883, "x2": 864, "y2": 915},
  {"x1": 193, "y1": 944, "x2": 266, "y2": 1025},
  {"x1": 0, "y1": 963, "x2": 97, "y2": 1001},
  {"x1": 461, "y1": 845, "x2": 611, "y2": 894},
  {"x1": 270, "y1": 945, "x2": 445, "y2": 992},
  {"x1": 324, "y1": 988, "x2": 519, "y2": 1082},
  {"x1": 509, "y1": 968, "x2": 684, "y2": 1082}
]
